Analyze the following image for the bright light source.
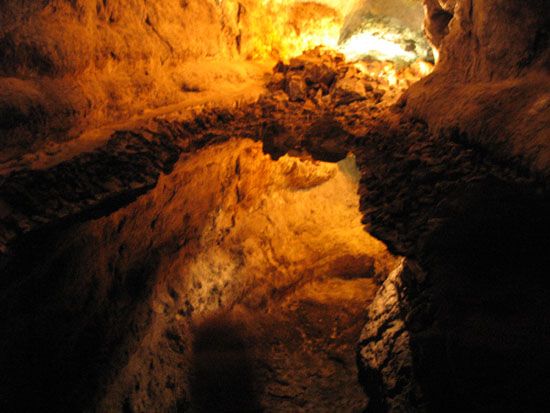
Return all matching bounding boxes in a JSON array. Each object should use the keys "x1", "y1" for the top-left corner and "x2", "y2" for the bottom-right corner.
[{"x1": 338, "y1": 31, "x2": 417, "y2": 62}]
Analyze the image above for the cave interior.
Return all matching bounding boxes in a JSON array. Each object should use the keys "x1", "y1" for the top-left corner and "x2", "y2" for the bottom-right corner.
[{"x1": 0, "y1": 1, "x2": 549, "y2": 412}]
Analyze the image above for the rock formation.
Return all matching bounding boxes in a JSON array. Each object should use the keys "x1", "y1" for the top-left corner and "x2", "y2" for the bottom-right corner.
[
  {"x1": 406, "y1": 0, "x2": 550, "y2": 176},
  {"x1": 0, "y1": 1, "x2": 548, "y2": 412},
  {"x1": 357, "y1": 1, "x2": 550, "y2": 411}
]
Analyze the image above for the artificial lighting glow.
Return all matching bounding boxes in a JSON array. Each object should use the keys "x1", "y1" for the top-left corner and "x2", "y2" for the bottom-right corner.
[
  {"x1": 279, "y1": 15, "x2": 340, "y2": 58},
  {"x1": 432, "y1": 47, "x2": 440, "y2": 64},
  {"x1": 243, "y1": 0, "x2": 434, "y2": 82},
  {"x1": 338, "y1": 31, "x2": 417, "y2": 62},
  {"x1": 414, "y1": 60, "x2": 434, "y2": 77},
  {"x1": 354, "y1": 61, "x2": 399, "y2": 86}
]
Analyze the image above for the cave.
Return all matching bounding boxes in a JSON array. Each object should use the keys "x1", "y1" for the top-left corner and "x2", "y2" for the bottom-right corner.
[{"x1": 0, "y1": 1, "x2": 548, "y2": 412}]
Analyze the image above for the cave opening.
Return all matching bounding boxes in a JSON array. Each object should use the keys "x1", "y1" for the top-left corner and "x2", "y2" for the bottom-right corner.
[{"x1": 1, "y1": 1, "x2": 549, "y2": 412}]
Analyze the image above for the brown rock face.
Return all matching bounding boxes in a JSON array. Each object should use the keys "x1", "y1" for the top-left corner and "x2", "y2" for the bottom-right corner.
[
  {"x1": 0, "y1": 129, "x2": 397, "y2": 410},
  {"x1": 0, "y1": 2, "x2": 549, "y2": 413},
  {"x1": 405, "y1": 0, "x2": 550, "y2": 176},
  {"x1": 358, "y1": 183, "x2": 549, "y2": 412},
  {"x1": 0, "y1": 0, "x2": 246, "y2": 158},
  {"x1": 0, "y1": 0, "x2": 345, "y2": 160}
]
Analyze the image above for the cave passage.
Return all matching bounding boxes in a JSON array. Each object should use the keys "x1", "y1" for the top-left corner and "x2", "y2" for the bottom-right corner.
[
  {"x1": 0, "y1": 138, "x2": 400, "y2": 412},
  {"x1": 0, "y1": 5, "x2": 429, "y2": 409},
  {"x1": 1, "y1": 1, "x2": 549, "y2": 412}
]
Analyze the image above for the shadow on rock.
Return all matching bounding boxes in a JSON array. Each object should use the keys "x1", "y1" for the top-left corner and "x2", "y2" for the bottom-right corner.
[{"x1": 190, "y1": 313, "x2": 262, "y2": 413}]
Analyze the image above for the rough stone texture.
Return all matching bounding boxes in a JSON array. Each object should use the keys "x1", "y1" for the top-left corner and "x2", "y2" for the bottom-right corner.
[
  {"x1": 0, "y1": 0, "x2": 246, "y2": 155},
  {"x1": 0, "y1": 126, "x2": 397, "y2": 411},
  {"x1": 353, "y1": 104, "x2": 550, "y2": 412},
  {"x1": 1, "y1": 52, "x2": 392, "y2": 262},
  {"x1": 252, "y1": 50, "x2": 550, "y2": 413},
  {"x1": 405, "y1": 0, "x2": 550, "y2": 176},
  {"x1": 0, "y1": 130, "x2": 180, "y2": 255},
  {"x1": 355, "y1": 117, "x2": 547, "y2": 258},
  {"x1": 0, "y1": 6, "x2": 549, "y2": 410},
  {"x1": 359, "y1": 182, "x2": 550, "y2": 412},
  {"x1": 258, "y1": 47, "x2": 425, "y2": 162},
  {"x1": 358, "y1": 260, "x2": 421, "y2": 413},
  {"x1": 0, "y1": 0, "x2": 356, "y2": 161}
]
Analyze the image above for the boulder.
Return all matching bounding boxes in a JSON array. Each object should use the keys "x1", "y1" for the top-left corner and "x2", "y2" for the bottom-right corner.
[
  {"x1": 285, "y1": 75, "x2": 307, "y2": 102},
  {"x1": 331, "y1": 77, "x2": 367, "y2": 106},
  {"x1": 303, "y1": 115, "x2": 350, "y2": 162}
]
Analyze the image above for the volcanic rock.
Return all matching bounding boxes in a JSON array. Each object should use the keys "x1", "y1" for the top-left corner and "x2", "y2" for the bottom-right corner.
[
  {"x1": 286, "y1": 75, "x2": 307, "y2": 102},
  {"x1": 303, "y1": 115, "x2": 350, "y2": 162},
  {"x1": 332, "y1": 76, "x2": 368, "y2": 106}
]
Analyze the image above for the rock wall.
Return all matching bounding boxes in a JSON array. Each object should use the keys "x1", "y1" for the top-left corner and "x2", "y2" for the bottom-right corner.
[
  {"x1": 355, "y1": 3, "x2": 550, "y2": 408},
  {"x1": 405, "y1": 0, "x2": 550, "y2": 176},
  {"x1": 0, "y1": 0, "x2": 359, "y2": 162},
  {"x1": 211, "y1": 51, "x2": 548, "y2": 412},
  {"x1": 0, "y1": 129, "x2": 396, "y2": 410},
  {"x1": 0, "y1": 0, "x2": 246, "y2": 158},
  {"x1": 358, "y1": 180, "x2": 550, "y2": 412}
]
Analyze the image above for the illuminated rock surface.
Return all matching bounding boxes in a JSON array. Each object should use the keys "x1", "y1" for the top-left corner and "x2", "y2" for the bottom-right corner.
[
  {"x1": 0, "y1": 1, "x2": 549, "y2": 412},
  {"x1": 0, "y1": 136, "x2": 396, "y2": 411},
  {"x1": 406, "y1": 0, "x2": 550, "y2": 176}
]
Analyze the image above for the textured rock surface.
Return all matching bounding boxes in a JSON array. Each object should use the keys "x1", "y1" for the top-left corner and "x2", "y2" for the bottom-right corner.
[
  {"x1": 359, "y1": 185, "x2": 550, "y2": 412},
  {"x1": 355, "y1": 117, "x2": 547, "y2": 258},
  {"x1": 0, "y1": 130, "x2": 180, "y2": 255},
  {"x1": 0, "y1": 131, "x2": 397, "y2": 411},
  {"x1": 1, "y1": 2, "x2": 549, "y2": 411},
  {"x1": 251, "y1": 50, "x2": 550, "y2": 412},
  {"x1": 405, "y1": 0, "x2": 550, "y2": 176},
  {"x1": 0, "y1": 0, "x2": 248, "y2": 156},
  {"x1": 0, "y1": 0, "x2": 357, "y2": 161},
  {"x1": 358, "y1": 260, "x2": 421, "y2": 412}
]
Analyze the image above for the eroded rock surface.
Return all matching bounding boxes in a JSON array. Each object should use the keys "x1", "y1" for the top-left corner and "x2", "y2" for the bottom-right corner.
[
  {"x1": 251, "y1": 49, "x2": 550, "y2": 412},
  {"x1": 358, "y1": 260, "x2": 420, "y2": 412},
  {"x1": 0, "y1": 132, "x2": 397, "y2": 411},
  {"x1": 359, "y1": 185, "x2": 550, "y2": 412},
  {"x1": 405, "y1": 0, "x2": 550, "y2": 176},
  {"x1": 0, "y1": 38, "x2": 548, "y2": 413}
]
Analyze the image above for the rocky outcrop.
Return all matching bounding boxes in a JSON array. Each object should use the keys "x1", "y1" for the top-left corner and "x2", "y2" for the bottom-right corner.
[
  {"x1": 354, "y1": 4, "x2": 550, "y2": 410},
  {"x1": 0, "y1": 0, "x2": 358, "y2": 162},
  {"x1": 405, "y1": 0, "x2": 550, "y2": 176},
  {"x1": 252, "y1": 51, "x2": 549, "y2": 413},
  {"x1": 0, "y1": 3, "x2": 548, "y2": 409},
  {"x1": 355, "y1": 114, "x2": 550, "y2": 411},
  {"x1": 358, "y1": 259, "x2": 422, "y2": 412},
  {"x1": 0, "y1": 116, "x2": 397, "y2": 411},
  {"x1": 0, "y1": 130, "x2": 180, "y2": 255},
  {"x1": 0, "y1": 0, "x2": 249, "y2": 157},
  {"x1": 354, "y1": 8, "x2": 550, "y2": 405},
  {"x1": 0, "y1": 105, "x2": 254, "y2": 256},
  {"x1": 249, "y1": 50, "x2": 550, "y2": 413},
  {"x1": 358, "y1": 180, "x2": 550, "y2": 412},
  {"x1": 259, "y1": 48, "x2": 428, "y2": 161}
]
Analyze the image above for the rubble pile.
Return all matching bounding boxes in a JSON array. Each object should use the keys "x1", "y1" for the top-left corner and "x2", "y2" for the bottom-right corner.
[{"x1": 247, "y1": 48, "x2": 545, "y2": 258}]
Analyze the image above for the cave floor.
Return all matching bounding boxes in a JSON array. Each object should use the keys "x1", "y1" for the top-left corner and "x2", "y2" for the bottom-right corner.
[{"x1": 190, "y1": 276, "x2": 378, "y2": 412}]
